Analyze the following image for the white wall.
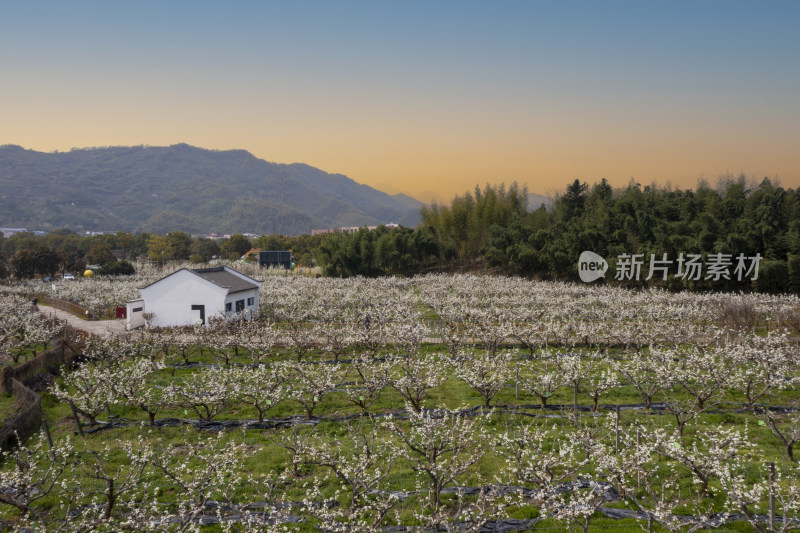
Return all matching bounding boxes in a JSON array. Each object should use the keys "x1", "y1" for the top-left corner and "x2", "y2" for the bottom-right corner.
[
  {"x1": 126, "y1": 299, "x2": 145, "y2": 330},
  {"x1": 141, "y1": 270, "x2": 227, "y2": 328},
  {"x1": 223, "y1": 288, "x2": 260, "y2": 319}
]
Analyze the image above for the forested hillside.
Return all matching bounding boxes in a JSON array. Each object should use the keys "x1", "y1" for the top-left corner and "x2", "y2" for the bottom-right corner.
[
  {"x1": 0, "y1": 144, "x2": 421, "y2": 234},
  {"x1": 314, "y1": 177, "x2": 800, "y2": 293}
]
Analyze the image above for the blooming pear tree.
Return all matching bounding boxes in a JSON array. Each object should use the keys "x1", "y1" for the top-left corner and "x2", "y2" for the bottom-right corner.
[
  {"x1": 759, "y1": 409, "x2": 800, "y2": 463},
  {"x1": 498, "y1": 420, "x2": 590, "y2": 490},
  {"x1": 151, "y1": 431, "x2": 254, "y2": 530},
  {"x1": 716, "y1": 458, "x2": 800, "y2": 533},
  {"x1": 285, "y1": 360, "x2": 341, "y2": 420},
  {"x1": 453, "y1": 348, "x2": 514, "y2": 408},
  {"x1": 0, "y1": 295, "x2": 59, "y2": 363},
  {"x1": 231, "y1": 363, "x2": 288, "y2": 422},
  {"x1": 173, "y1": 365, "x2": 238, "y2": 421},
  {"x1": 300, "y1": 418, "x2": 399, "y2": 510},
  {"x1": 0, "y1": 430, "x2": 73, "y2": 517},
  {"x1": 391, "y1": 352, "x2": 447, "y2": 413},
  {"x1": 652, "y1": 424, "x2": 750, "y2": 495},
  {"x1": 344, "y1": 354, "x2": 394, "y2": 415},
  {"x1": 731, "y1": 332, "x2": 800, "y2": 411},
  {"x1": 111, "y1": 357, "x2": 170, "y2": 425},
  {"x1": 65, "y1": 437, "x2": 154, "y2": 523},
  {"x1": 384, "y1": 406, "x2": 488, "y2": 513},
  {"x1": 614, "y1": 347, "x2": 673, "y2": 411},
  {"x1": 518, "y1": 350, "x2": 570, "y2": 408},
  {"x1": 52, "y1": 361, "x2": 116, "y2": 426}
]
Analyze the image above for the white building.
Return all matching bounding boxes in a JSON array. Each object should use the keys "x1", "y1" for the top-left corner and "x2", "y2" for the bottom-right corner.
[{"x1": 126, "y1": 266, "x2": 262, "y2": 329}]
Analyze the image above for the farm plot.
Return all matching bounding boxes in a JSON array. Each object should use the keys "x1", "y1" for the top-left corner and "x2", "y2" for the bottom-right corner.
[{"x1": 3, "y1": 274, "x2": 800, "y2": 532}]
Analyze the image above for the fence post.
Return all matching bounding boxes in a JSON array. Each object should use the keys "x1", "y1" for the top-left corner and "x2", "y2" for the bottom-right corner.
[
  {"x1": 636, "y1": 428, "x2": 641, "y2": 489},
  {"x1": 769, "y1": 461, "x2": 776, "y2": 531},
  {"x1": 573, "y1": 381, "x2": 579, "y2": 428}
]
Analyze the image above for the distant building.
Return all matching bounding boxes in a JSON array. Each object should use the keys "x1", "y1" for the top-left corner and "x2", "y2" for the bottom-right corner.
[
  {"x1": 0, "y1": 227, "x2": 29, "y2": 237},
  {"x1": 311, "y1": 225, "x2": 388, "y2": 235},
  {"x1": 258, "y1": 250, "x2": 292, "y2": 269},
  {"x1": 126, "y1": 266, "x2": 262, "y2": 329}
]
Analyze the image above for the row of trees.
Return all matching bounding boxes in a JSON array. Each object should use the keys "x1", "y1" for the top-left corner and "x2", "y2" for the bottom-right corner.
[
  {"x1": 0, "y1": 229, "x2": 327, "y2": 280},
  {"x1": 312, "y1": 176, "x2": 800, "y2": 292},
  {"x1": 12, "y1": 299, "x2": 800, "y2": 531},
  {"x1": 6, "y1": 174, "x2": 799, "y2": 291},
  {"x1": 481, "y1": 176, "x2": 800, "y2": 292},
  {"x1": 12, "y1": 405, "x2": 800, "y2": 532},
  {"x1": 310, "y1": 183, "x2": 529, "y2": 277},
  {"x1": 55, "y1": 333, "x2": 800, "y2": 448}
]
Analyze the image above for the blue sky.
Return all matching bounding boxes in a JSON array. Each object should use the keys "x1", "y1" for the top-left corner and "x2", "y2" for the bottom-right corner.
[{"x1": 2, "y1": 1, "x2": 799, "y2": 200}]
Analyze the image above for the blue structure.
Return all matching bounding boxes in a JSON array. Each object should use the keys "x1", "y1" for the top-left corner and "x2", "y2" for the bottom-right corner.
[{"x1": 258, "y1": 250, "x2": 292, "y2": 269}]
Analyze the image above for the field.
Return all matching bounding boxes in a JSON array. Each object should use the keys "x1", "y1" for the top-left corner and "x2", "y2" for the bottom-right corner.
[{"x1": 2, "y1": 272, "x2": 800, "y2": 532}]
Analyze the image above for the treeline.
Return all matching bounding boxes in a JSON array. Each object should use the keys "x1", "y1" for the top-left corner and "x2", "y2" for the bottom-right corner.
[
  {"x1": 313, "y1": 177, "x2": 800, "y2": 293},
  {"x1": 5, "y1": 176, "x2": 800, "y2": 293},
  {"x1": 0, "y1": 229, "x2": 325, "y2": 280},
  {"x1": 311, "y1": 183, "x2": 527, "y2": 277},
  {"x1": 480, "y1": 177, "x2": 800, "y2": 292}
]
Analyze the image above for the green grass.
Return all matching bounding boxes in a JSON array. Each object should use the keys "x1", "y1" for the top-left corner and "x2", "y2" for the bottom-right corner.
[{"x1": 3, "y1": 340, "x2": 799, "y2": 531}]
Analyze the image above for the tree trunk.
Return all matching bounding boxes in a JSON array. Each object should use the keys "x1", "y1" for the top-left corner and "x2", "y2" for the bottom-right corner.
[
  {"x1": 104, "y1": 479, "x2": 115, "y2": 519},
  {"x1": 538, "y1": 394, "x2": 548, "y2": 408}
]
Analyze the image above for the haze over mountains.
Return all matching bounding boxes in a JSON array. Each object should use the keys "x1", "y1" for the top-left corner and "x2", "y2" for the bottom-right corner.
[{"x1": 0, "y1": 144, "x2": 424, "y2": 235}]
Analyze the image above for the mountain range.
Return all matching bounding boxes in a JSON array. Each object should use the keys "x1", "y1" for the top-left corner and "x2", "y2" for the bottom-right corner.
[{"x1": 0, "y1": 144, "x2": 423, "y2": 235}]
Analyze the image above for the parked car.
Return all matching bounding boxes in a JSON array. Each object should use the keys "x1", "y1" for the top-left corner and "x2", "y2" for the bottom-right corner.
[
  {"x1": 63, "y1": 273, "x2": 75, "y2": 281},
  {"x1": 41, "y1": 276, "x2": 55, "y2": 282}
]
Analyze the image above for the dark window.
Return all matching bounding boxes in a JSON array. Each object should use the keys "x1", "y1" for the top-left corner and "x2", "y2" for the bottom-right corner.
[
  {"x1": 247, "y1": 297, "x2": 254, "y2": 306},
  {"x1": 225, "y1": 302, "x2": 232, "y2": 313},
  {"x1": 235, "y1": 299, "x2": 245, "y2": 312},
  {"x1": 132, "y1": 307, "x2": 143, "y2": 312},
  {"x1": 191, "y1": 304, "x2": 205, "y2": 325}
]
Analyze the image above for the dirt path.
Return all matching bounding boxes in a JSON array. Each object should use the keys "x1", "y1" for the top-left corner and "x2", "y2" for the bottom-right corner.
[{"x1": 36, "y1": 304, "x2": 127, "y2": 338}]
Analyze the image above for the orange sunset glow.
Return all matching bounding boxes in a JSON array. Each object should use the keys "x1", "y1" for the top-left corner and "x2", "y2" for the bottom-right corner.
[{"x1": 2, "y1": 2, "x2": 799, "y2": 202}]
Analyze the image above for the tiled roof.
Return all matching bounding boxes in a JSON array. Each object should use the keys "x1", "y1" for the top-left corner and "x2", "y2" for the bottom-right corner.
[{"x1": 190, "y1": 267, "x2": 259, "y2": 294}]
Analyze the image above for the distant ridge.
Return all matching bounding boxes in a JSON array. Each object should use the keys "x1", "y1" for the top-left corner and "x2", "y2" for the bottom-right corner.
[
  {"x1": 527, "y1": 192, "x2": 548, "y2": 210},
  {"x1": 0, "y1": 144, "x2": 422, "y2": 235}
]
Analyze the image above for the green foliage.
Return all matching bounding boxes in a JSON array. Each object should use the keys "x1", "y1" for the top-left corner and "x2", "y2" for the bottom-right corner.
[
  {"x1": 420, "y1": 183, "x2": 528, "y2": 264},
  {"x1": 8, "y1": 246, "x2": 60, "y2": 278},
  {"x1": 753, "y1": 260, "x2": 789, "y2": 294},
  {"x1": 789, "y1": 254, "x2": 800, "y2": 294},
  {"x1": 188, "y1": 237, "x2": 220, "y2": 262},
  {"x1": 84, "y1": 244, "x2": 114, "y2": 265},
  {"x1": 99, "y1": 260, "x2": 135, "y2": 276},
  {"x1": 220, "y1": 233, "x2": 252, "y2": 258},
  {"x1": 313, "y1": 225, "x2": 440, "y2": 277},
  {"x1": 312, "y1": 175, "x2": 800, "y2": 294}
]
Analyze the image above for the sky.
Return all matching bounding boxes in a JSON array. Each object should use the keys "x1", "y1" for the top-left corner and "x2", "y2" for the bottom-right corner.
[{"x1": 2, "y1": 1, "x2": 799, "y2": 203}]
